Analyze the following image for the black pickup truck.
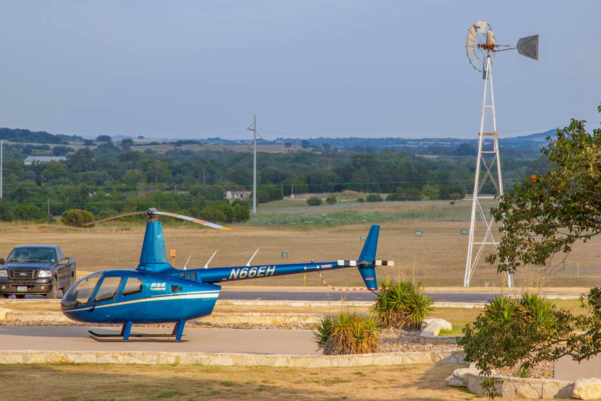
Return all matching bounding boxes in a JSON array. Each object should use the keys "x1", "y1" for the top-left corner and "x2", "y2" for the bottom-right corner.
[{"x1": 0, "y1": 245, "x2": 76, "y2": 299}]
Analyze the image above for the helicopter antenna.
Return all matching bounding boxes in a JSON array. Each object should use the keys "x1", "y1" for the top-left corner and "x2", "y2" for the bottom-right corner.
[
  {"x1": 183, "y1": 255, "x2": 192, "y2": 270},
  {"x1": 464, "y1": 20, "x2": 538, "y2": 288},
  {"x1": 246, "y1": 249, "x2": 259, "y2": 267},
  {"x1": 204, "y1": 251, "x2": 218, "y2": 268}
]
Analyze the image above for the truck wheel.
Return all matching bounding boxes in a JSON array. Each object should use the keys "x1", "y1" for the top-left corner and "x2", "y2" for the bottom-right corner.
[
  {"x1": 15, "y1": 295, "x2": 25, "y2": 299},
  {"x1": 70, "y1": 273, "x2": 76, "y2": 288},
  {"x1": 1, "y1": 294, "x2": 9, "y2": 298},
  {"x1": 47, "y1": 278, "x2": 59, "y2": 299}
]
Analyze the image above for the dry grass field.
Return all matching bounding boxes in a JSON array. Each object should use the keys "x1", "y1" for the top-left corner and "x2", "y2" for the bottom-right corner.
[
  {"x1": 130, "y1": 143, "x2": 306, "y2": 154},
  {"x1": 0, "y1": 200, "x2": 598, "y2": 289},
  {"x1": 0, "y1": 363, "x2": 521, "y2": 401}
]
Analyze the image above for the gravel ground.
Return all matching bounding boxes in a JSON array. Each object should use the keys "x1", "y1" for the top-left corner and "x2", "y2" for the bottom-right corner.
[
  {"x1": 377, "y1": 327, "x2": 461, "y2": 353},
  {"x1": 493, "y1": 360, "x2": 554, "y2": 380}
]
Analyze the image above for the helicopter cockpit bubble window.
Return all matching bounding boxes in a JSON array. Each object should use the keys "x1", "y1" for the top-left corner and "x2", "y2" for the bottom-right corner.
[
  {"x1": 94, "y1": 277, "x2": 122, "y2": 303},
  {"x1": 62, "y1": 273, "x2": 102, "y2": 308},
  {"x1": 122, "y1": 277, "x2": 143, "y2": 297}
]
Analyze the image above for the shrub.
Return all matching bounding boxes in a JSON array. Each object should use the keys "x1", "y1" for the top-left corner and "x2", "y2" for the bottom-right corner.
[
  {"x1": 61, "y1": 209, "x2": 94, "y2": 227},
  {"x1": 306, "y1": 196, "x2": 322, "y2": 206},
  {"x1": 326, "y1": 195, "x2": 337, "y2": 205},
  {"x1": 315, "y1": 313, "x2": 381, "y2": 355},
  {"x1": 458, "y1": 293, "x2": 559, "y2": 398},
  {"x1": 371, "y1": 278, "x2": 433, "y2": 329},
  {"x1": 365, "y1": 194, "x2": 383, "y2": 202},
  {"x1": 257, "y1": 190, "x2": 269, "y2": 203},
  {"x1": 357, "y1": 197, "x2": 365, "y2": 203},
  {"x1": 12, "y1": 205, "x2": 44, "y2": 220}
]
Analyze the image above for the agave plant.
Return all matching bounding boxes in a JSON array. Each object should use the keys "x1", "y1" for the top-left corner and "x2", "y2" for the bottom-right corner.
[
  {"x1": 370, "y1": 278, "x2": 433, "y2": 329},
  {"x1": 314, "y1": 313, "x2": 381, "y2": 355}
]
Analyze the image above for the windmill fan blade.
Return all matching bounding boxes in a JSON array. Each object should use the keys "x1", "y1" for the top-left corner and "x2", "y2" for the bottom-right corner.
[
  {"x1": 475, "y1": 20, "x2": 487, "y2": 33},
  {"x1": 467, "y1": 33, "x2": 476, "y2": 42},
  {"x1": 82, "y1": 211, "x2": 147, "y2": 226},
  {"x1": 467, "y1": 48, "x2": 474, "y2": 55},
  {"x1": 153, "y1": 211, "x2": 231, "y2": 231},
  {"x1": 517, "y1": 34, "x2": 539, "y2": 60},
  {"x1": 468, "y1": 26, "x2": 477, "y2": 37},
  {"x1": 467, "y1": 41, "x2": 474, "y2": 48}
]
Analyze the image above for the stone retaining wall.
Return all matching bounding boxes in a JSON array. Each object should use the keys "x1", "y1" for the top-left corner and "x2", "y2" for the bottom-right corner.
[
  {"x1": 0, "y1": 349, "x2": 465, "y2": 367},
  {"x1": 466, "y1": 373, "x2": 574, "y2": 399}
]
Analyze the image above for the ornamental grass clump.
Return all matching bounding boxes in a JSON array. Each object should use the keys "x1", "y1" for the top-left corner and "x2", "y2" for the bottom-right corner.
[
  {"x1": 370, "y1": 278, "x2": 434, "y2": 329},
  {"x1": 314, "y1": 313, "x2": 381, "y2": 355}
]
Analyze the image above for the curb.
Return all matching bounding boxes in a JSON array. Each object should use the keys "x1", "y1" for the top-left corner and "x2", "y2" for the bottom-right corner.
[{"x1": 0, "y1": 350, "x2": 466, "y2": 367}]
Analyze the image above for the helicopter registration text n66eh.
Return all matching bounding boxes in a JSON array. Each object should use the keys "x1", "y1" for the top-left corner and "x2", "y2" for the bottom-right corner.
[{"x1": 61, "y1": 208, "x2": 392, "y2": 342}]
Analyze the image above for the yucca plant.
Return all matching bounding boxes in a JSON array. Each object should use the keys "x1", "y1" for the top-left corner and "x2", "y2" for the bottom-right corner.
[
  {"x1": 314, "y1": 313, "x2": 381, "y2": 355},
  {"x1": 370, "y1": 278, "x2": 433, "y2": 329}
]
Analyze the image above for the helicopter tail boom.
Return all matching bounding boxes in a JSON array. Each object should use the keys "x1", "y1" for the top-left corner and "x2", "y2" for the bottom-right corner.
[{"x1": 195, "y1": 225, "x2": 385, "y2": 289}]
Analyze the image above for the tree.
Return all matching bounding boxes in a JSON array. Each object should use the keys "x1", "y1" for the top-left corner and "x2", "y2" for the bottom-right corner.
[
  {"x1": 96, "y1": 135, "x2": 112, "y2": 142},
  {"x1": 285, "y1": 142, "x2": 292, "y2": 148},
  {"x1": 487, "y1": 109, "x2": 601, "y2": 275},
  {"x1": 301, "y1": 140, "x2": 310, "y2": 149},
  {"x1": 464, "y1": 107, "x2": 601, "y2": 397},
  {"x1": 51, "y1": 146, "x2": 74, "y2": 156},
  {"x1": 120, "y1": 138, "x2": 134, "y2": 150},
  {"x1": 83, "y1": 139, "x2": 95, "y2": 146},
  {"x1": 326, "y1": 195, "x2": 337, "y2": 205}
]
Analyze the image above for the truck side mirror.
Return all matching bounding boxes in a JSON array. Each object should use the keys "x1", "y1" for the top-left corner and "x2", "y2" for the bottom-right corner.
[
  {"x1": 0, "y1": 258, "x2": 4, "y2": 265},
  {"x1": 60, "y1": 258, "x2": 69, "y2": 265}
]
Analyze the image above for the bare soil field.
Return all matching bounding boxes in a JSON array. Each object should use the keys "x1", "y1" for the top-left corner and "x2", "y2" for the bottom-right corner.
[{"x1": 0, "y1": 363, "x2": 510, "y2": 401}]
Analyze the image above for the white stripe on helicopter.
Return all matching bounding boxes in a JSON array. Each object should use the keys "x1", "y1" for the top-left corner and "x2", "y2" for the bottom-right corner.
[{"x1": 66, "y1": 293, "x2": 219, "y2": 312}]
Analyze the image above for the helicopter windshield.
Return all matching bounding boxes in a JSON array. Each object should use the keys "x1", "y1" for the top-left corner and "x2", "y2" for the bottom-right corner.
[{"x1": 61, "y1": 273, "x2": 102, "y2": 309}]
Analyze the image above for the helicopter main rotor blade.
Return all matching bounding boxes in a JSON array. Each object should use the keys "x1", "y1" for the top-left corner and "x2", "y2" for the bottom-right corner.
[
  {"x1": 82, "y1": 211, "x2": 147, "y2": 226},
  {"x1": 153, "y1": 211, "x2": 231, "y2": 231}
]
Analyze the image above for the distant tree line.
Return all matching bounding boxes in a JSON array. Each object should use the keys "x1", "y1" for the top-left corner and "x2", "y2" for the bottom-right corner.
[{"x1": 0, "y1": 129, "x2": 553, "y2": 223}]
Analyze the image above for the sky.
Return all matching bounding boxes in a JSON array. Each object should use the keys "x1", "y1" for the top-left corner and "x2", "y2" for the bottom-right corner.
[{"x1": 0, "y1": 0, "x2": 599, "y2": 140}]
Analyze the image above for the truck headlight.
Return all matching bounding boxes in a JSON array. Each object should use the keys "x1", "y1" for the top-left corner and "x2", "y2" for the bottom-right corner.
[
  {"x1": 0, "y1": 270, "x2": 6, "y2": 277},
  {"x1": 38, "y1": 270, "x2": 53, "y2": 278}
]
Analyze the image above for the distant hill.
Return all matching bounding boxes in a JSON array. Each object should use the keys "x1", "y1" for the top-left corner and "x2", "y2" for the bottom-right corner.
[{"x1": 0, "y1": 127, "x2": 83, "y2": 144}]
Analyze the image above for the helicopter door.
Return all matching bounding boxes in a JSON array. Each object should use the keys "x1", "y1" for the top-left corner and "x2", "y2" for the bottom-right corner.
[
  {"x1": 91, "y1": 277, "x2": 122, "y2": 319},
  {"x1": 112, "y1": 277, "x2": 146, "y2": 321}
]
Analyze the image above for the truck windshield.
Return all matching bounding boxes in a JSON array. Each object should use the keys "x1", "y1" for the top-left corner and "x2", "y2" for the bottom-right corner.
[{"x1": 6, "y1": 248, "x2": 56, "y2": 263}]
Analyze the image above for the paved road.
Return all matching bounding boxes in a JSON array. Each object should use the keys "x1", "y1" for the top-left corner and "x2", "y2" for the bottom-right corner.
[
  {"x1": 219, "y1": 290, "x2": 495, "y2": 303},
  {"x1": 0, "y1": 326, "x2": 319, "y2": 355}
]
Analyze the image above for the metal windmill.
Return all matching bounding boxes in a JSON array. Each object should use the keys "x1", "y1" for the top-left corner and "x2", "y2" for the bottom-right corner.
[{"x1": 463, "y1": 20, "x2": 538, "y2": 287}]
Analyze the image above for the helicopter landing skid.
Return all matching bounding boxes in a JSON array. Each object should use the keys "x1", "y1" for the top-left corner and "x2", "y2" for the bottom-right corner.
[
  {"x1": 89, "y1": 333, "x2": 186, "y2": 342},
  {"x1": 88, "y1": 320, "x2": 187, "y2": 342}
]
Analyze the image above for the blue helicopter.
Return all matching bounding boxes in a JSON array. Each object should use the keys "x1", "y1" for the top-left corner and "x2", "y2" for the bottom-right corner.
[{"x1": 61, "y1": 208, "x2": 390, "y2": 342}]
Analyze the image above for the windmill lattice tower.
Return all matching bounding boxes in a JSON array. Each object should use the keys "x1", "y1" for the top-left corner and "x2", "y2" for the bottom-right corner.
[{"x1": 463, "y1": 20, "x2": 538, "y2": 287}]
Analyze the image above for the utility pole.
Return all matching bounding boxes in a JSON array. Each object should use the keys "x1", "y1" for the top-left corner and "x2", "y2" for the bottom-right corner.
[
  {"x1": 252, "y1": 116, "x2": 257, "y2": 214},
  {"x1": 155, "y1": 161, "x2": 158, "y2": 192},
  {"x1": 0, "y1": 139, "x2": 3, "y2": 199},
  {"x1": 47, "y1": 198, "x2": 50, "y2": 216}
]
